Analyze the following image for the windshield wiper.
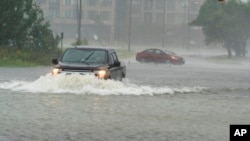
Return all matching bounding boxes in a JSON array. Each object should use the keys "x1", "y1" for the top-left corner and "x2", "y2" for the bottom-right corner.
[{"x1": 81, "y1": 51, "x2": 95, "y2": 64}]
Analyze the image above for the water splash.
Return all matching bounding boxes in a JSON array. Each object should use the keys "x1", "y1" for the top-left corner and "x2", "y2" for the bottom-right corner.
[{"x1": 0, "y1": 73, "x2": 205, "y2": 96}]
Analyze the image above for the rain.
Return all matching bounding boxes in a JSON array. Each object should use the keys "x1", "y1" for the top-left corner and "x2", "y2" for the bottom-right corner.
[{"x1": 0, "y1": 0, "x2": 250, "y2": 141}]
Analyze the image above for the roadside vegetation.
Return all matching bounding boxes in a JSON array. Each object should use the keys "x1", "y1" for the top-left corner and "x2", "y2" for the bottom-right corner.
[
  {"x1": 0, "y1": 0, "x2": 60, "y2": 67},
  {"x1": 205, "y1": 55, "x2": 242, "y2": 65},
  {"x1": 190, "y1": 0, "x2": 250, "y2": 58},
  {"x1": 115, "y1": 48, "x2": 136, "y2": 60},
  {"x1": 0, "y1": 46, "x2": 60, "y2": 67}
]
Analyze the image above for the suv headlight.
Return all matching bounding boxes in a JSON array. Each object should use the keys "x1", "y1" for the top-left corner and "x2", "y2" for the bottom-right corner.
[
  {"x1": 95, "y1": 70, "x2": 108, "y2": 79},
  {"x1": 52, "y1": 68, "x2": 61, "y2": 75}
]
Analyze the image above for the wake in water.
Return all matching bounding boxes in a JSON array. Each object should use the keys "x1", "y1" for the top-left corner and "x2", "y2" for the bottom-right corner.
[{"x1": 0, "y1": 73, "x2": 205, "y2": 95}]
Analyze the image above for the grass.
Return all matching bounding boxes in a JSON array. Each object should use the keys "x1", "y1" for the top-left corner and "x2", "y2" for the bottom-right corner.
[
  {"x1": 0, "y1": 58, "x2": 37, "y2": 67},
  {"x1": 115, "y1": 48, "x2": 136, "y2": 60},
  {"x1": 205, "y1": 55, "x2": 245, "y2": 65},
  {"x1": 0, "y1": 48, "x2": 133, "y2": 67},
  {"x1": 0, "y1": 47, "x2": 59, "y2": 67}
]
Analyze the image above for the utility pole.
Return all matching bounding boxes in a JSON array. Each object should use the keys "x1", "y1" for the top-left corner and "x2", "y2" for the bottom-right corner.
[
  {"x1": 77, "y1": 0, "x2": 79, "y2": 40},
  {"x1": 187, "y1": 0, "x2": 190, "y2": 50},
  {"x1": 162, "y1": 0, "x2": 166, "y2": 48},
  {"x1": 128, "y1": 0, "x2": 132, "y2": 52},
  {"x1": 77, "y1": 0, "x2": 82, "y2": 41}
]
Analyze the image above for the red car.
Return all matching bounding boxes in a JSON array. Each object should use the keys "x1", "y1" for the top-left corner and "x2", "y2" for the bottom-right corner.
[{"x1": 136, "y1": 48, "x2": 185, "y2": 65}]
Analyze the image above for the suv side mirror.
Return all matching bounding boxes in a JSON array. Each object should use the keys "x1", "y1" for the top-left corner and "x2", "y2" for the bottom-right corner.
[
  {"x1": 52, "y1": 58, "x2": 58, "y2": 65},
  {"x1": 114, "y1": 61, "x2": 120, "y2": 67}
]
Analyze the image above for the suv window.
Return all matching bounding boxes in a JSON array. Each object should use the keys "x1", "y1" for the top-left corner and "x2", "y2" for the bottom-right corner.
[
  {"x1": 110, "y1": 52, "x2": 119, "y2": 64},
  {"x1": 62, "y1": 48, "x2": 107, "y2": 64},
  {"x1": 111, "y1": 52, "x2": 118, "y2": 61}
]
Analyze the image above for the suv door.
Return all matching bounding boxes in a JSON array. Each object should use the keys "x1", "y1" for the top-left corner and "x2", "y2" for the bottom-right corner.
[{"x1": 109, "y1": 52, "x2": 122, "y2": 80}]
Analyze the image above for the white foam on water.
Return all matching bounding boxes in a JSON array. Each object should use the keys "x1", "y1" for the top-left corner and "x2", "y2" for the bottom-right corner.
[{"x1": 0, "y1": 73, "x2": 205, "y2": 96}]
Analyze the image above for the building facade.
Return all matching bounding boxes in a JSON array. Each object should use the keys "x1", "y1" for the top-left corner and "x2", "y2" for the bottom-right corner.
[
  {"x1": 126, "y1": 0, "x2": 205, "y2": 47},
  {"x1": 35, "y1": 0, "x2": 205, "y2": 46},
  {"x1": 130, "y1": 0, "x2": 203, "y2": 25},
  {"x1": 35, "y1": 0, "x2": 116, "y2": 45}
]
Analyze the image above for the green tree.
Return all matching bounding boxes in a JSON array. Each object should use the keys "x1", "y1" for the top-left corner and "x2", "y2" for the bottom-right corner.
[
  {"x1": 0, "y1": 0, "x2": 59, "y2": 52},
  {"x1": 191, "y1": 0, "x2": 250, "y2": 57}
]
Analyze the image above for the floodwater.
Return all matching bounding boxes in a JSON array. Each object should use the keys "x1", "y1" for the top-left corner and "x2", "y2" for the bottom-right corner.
[{"x1": 0, "y1": 56, "x2": 250, "y2": 141}]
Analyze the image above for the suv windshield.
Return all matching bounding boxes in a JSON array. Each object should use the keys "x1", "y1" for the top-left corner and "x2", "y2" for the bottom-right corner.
[{"x1": 61, "y1": 48, "x2": 108, "y2": 64}]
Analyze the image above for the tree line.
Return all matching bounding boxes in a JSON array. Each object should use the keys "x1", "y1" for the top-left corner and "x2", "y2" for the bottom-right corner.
[
  {"x1": 0, "y1": 0, "x2": 60, "y2": 65},
  {"x1": 191, "y1": 0, "x2": 250, "y2": 57}
]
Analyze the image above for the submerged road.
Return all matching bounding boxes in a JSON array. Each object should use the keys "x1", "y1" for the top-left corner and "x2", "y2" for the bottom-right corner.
[{"x1": 0, "y1": 58, "x2": 250, "y2": 141}]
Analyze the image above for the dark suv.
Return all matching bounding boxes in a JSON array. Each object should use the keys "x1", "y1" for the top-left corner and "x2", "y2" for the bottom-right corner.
[{"x1": 51, "y1": 46, "x2": 126, "y2": 81}]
